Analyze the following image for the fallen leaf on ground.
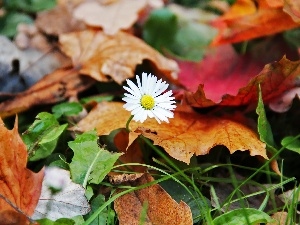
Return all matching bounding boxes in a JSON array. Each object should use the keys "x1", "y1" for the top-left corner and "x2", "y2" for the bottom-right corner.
[
  {"x1": 211, "y1": 0, "x2": 300, "y2": 45},
  {"x1": 0, "y1": 67, "x2": 95, "y2": 118},
  {"x1": 0, "y1": 117, "x2": 44, "y2": 222},
  {"x1": 113, "y1": 129, "x2": 146, "y2": 173},
  {"x1": 59, "y1": 29, "x2": 179, "y2": 84},
  {"x1": 35, "y1": 3, "x2": 86, "y2": 36},
  {"x1": 177, "y1": 45, "x2": 265, "y2": 100},
  {"x1": 113, "y1": 173, "x2": 193, "y2": 225},
  {"x1": 32, "y1": 167, "x2": 90, "y2": 220},
  {"x1": 184, "y1": 56, "x2": 300, "y2": 108},
  {"x1": 267, "y1": 211, "x2": 295, "y2": 225},
  {"x1": 73, "y1": 0, "x2": 147, "y2": 35},
  {"x1": 0, "y1": 36, "x2": 62, "y2": 93},
  {"x1": 284, "y1": 0, "x2": 300, "y2": 23},
  {"x1": 74, "y1": 101, "x2": 267, "y2": 164}
]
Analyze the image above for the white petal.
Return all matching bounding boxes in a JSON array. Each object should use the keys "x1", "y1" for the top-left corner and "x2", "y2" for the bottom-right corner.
[
  {"x1": 123, "y1": 85, "x2": 137, "y2": 97},
  {"x1": 126, "y1": 79, "x2": 142, "y2": 98},
  {"x1": 132, "y1": 108, "x2": 147, "y2": 123},
  {"x1": 123, "y1": 93, "x2": 139, "y2": 100},
  {"x1": 122, "y1": 97, "x2": 140, "y2": 104},
  {"x1": 152, "y1": 109, "x2": 168, "y2": 123},
  {"x1": 156, "y1": 102, "x2": 176, "y2": 110},
  {"x1": 136, "y1": 75, "x2": 143, "y2": 94},
  {"x1": 124, "y1": 103, "x2": 141, "y2": 111}
]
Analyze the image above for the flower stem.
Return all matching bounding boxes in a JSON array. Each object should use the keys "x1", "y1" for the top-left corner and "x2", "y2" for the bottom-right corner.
[{"x1": 126, "y1": 115, "x2": 134, "y2": 132}]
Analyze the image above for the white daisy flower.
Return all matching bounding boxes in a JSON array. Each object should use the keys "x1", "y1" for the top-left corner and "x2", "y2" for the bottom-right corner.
[{"x1": 122, "y1": 72, "x2": 176, "y2": 123}]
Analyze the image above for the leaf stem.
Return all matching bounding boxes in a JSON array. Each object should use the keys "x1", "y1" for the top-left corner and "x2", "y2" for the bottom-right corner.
[{"x1": 126, "y1": 115, "x2": 134, "y2": 132}]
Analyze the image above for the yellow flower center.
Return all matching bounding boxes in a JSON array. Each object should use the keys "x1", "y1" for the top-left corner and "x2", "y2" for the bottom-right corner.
[{"x1": 140, "y1": 95, "x2": 155, "y2": 110}]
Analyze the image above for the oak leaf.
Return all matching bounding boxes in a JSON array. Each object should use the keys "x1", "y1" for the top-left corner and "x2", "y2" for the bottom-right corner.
[
  {"x1": 0, "y1": 67, "x2": 95, "y2": 118},
  {"x1": 184, "y1": 56, "x2": 300, "y2": 108},
  {"x1": 211, "y1": 0, "x2": 300, "y2": 45},
  {"x1": 113, "y1": 173, "x2": 193, "y2": 225},
  {"x1": 59, "y1": 29, "x2": 179, "y2": 85},
  {"x1": 73, "y1": 0, "x2": 147, "y2": 35},
  {"x1": 74, "y1": 102, "x2": 267, "y2": 164},
  {"x1": 0, "y1": 117, "x2": 44, "y2": 222}
]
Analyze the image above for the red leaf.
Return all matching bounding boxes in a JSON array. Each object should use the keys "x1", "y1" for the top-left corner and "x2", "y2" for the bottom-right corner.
[
  {"x1": 184, "y1": 56, "x2": 300, "y2": 108},
  {"x1": 178, "y1": 45, "x2": 265, "y2": 103}
]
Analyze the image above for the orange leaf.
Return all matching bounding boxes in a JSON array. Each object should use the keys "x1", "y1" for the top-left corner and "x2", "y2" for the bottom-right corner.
[
  {"x1": 184, "y1": 56, "x2": 300, "y2": 108},
  {"x1": 113, "y1": 129, "x2": 146, "y2": 173},
  {"x1": 113, "y1": 173, "x2": 193, "y2": 225},
  {"x1": 0, "y1": 67, "x2": 95, "y2": 118},
  {"x1": 0, "y1": 118, "x2": 44, "y2": 218},
  {"x1": 59, "y1": 29, "x2": 179, "y2": 84},
  {"x1": 211, "y1": 0, "x2": 300, "y2": 45},
  {"x1": 74, "y1": 102, "x2": 267, "y2": 164}
]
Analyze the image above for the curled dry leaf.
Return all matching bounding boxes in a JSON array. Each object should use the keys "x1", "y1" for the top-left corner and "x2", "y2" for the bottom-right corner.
[
  {"x1": 35, "y1": 3, "x2": 86, "y2": 36},
  {"x1": 184, "y1": 56, "x2": 300, "y2": 108},
  {"x1": 0, "y1": 68, "x2": 95, "y2": 118},
  {"x1": 59, "y1": 29, "x2": 179, "y2": 84},
  {"x1": 73, "y1": 0, "x2": 147, "y2": 35},
  {"x1": 113, "y1": 173, "x2": 193, "y2": 225},
  {"x1": 283, "y1": 0, "x2": 300, "y2": 23},
  {"x1": 74, "y1": 102, "x2": 267, "y2": 164},
  {"x1": 211, "y1": 0, "x2": 300, "y2": 45},
  {"x1": 0, "y1": 117, "x2": 44, "y2": 221}
]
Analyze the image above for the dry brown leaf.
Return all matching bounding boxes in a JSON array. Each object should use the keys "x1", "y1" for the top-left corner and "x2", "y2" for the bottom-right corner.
[
  {"x1": 266, "y1": 211, "x2": 296, "y2": 225},
  {"x1": 0, "y1": 117, "x2": 44, "y2": 222},
  {"x1": 0, "y1": 68, "x2": 95, "y2": 118},
  {"x1": 113, "y1": 129, "x2": 146, "y2": 173},
  {"x1": 36, "y1": 2, "x2": 86, "y2": 36},
  {"x1": 113, "y1": 173, "x2": 193, "y2": 225},
  {"x1": 59, "y1": 29, "x2": 179, "y2": 84},
  {"x1": 73, "y1": 0, "x2": 147, "y2": 35},
  {"x1": 74, "y1": 101, "x2": 267, "y2": 164}
]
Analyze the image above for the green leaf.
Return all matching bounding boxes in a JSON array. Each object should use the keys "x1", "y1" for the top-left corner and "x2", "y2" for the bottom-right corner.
[
  {"x1": 143, "y1": 8, "x2": 178, "y2": 52},
  {"x1": 22, "y1": 112, "x2": 67, "y2": 161},
  {"x1": 256, "y1": 85, "x2": 275, "y2": 147},
  {"x1": 0, "y1": 12, "x2": 33, "y2": 37},
  {"x1": 52, "y1": 102, "x2": 83, "y2": 118},
  {"x1": 284, "y1": 28, "x2": 300, "y2": 48},
  {"x1": 85, "y1": 185, "x2": 94, "y2": 201},
  {"x1": 68, "y1": 131, "x2": 121, "y2": 187},
  {"x1": 46, "y1": 153, "x2": 69, "y2": 169},
  {"x1": 281, "y1": 136, "x2": 300, "y2": 154},
  {"x1": 84, "y1": 194, "x2": 111, "y2": 225},
  {"x1": 213, "y1": 208, "x2": 273, "y2": 225},
  {"x1": 37, "y1": 218, "x2": 75, "y2": 225},
  {"x1": 4, "y1": 0, "x2": 56, "y2": 13},
  {"x1": 170, "y1": 20, "x2": 216, "y2": 61}
]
